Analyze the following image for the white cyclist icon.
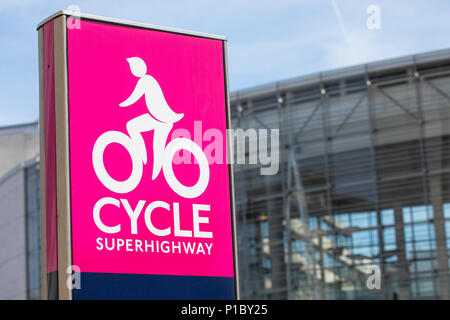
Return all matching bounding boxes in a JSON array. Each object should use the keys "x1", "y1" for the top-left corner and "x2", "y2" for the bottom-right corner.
[{"x1": 92, "y1": 57, "x2": 210, "y2": 199}]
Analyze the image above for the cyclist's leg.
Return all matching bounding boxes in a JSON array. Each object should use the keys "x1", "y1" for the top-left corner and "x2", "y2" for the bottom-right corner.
[
  {"x1": 152, "y1": 121, "x2": 172, "y2": 180},
  {"x1": 126, "y1": 114, "x2": 161, "y2": 165}
]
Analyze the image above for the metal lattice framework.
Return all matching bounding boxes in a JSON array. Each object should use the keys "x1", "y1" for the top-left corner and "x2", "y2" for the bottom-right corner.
[{"x1": 231, "y1": 48, "x2": 450, "y2": 300}]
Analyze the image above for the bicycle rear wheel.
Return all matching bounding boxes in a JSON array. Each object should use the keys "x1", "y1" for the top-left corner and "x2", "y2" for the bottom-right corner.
[{"x1": 162, "y1": 138, "x2": 210, "y2": 198}]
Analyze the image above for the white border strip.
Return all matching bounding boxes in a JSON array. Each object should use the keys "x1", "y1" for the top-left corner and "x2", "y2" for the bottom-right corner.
[{"x1": 37, "y1": 10, "x2": 226, "y2": 41}]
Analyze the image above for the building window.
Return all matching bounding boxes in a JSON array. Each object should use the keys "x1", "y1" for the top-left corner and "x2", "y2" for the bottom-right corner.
[{"x1": 403, "y1": 205, "x2": 437, "y2": 298}]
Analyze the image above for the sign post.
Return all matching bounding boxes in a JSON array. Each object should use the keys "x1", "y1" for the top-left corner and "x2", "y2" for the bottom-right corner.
[{"x1": 38, "y1": 11, "x2": 238, "y2": 300}]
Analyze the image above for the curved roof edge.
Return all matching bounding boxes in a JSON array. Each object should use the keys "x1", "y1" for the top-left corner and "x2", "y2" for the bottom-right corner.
[
  {"x1": 0, "y1": 155, "x2": 39, "y2": 186},
  {"x1": 230, "y1": 47, "x2": 450, "y2": 101}
]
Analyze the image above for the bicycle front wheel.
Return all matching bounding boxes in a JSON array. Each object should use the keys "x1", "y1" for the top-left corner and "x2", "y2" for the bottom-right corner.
[{"x1": 92, "y1": 131, "x2": 143, "y2": 193}]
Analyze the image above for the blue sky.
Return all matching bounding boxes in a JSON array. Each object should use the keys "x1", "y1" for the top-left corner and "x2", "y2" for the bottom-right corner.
[{"x1": 1, "y1": 0, "x2": 450, "y2": 126}]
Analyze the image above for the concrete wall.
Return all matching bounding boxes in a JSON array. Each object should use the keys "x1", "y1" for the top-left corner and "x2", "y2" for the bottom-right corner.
[
  {"x1": 0, "y1": 122, "x2": 39, "y2": 178},
  {"x1": 0, "y1": 168, "x2": 27, "y2": 299}
]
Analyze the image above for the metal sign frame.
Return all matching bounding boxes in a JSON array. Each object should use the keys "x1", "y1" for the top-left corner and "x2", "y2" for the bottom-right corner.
[{"x1": 38, "y1": 10, "x2": 238, "y2": 300}]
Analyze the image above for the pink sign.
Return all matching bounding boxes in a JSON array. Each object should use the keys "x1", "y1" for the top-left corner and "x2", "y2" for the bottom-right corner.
[{"x1": 67, "y1": 20, "x2": 235, "y2": 278}]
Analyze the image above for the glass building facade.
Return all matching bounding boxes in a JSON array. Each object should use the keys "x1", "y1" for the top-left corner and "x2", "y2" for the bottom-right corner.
[
  {"x1": 2, "y1": 49, "x2": 450, "y2": 300},
  {"x1": 25, "y1": 161, "x2": 41, "y2": 299},
  {"x1": 230, "y1": 49, "x2": 450, "y2": 299}
]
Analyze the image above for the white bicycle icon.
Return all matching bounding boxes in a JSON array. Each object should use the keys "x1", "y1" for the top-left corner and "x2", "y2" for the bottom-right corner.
[{"x1": 92, "y1": 57, "x2": 210, "y2": 199}]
